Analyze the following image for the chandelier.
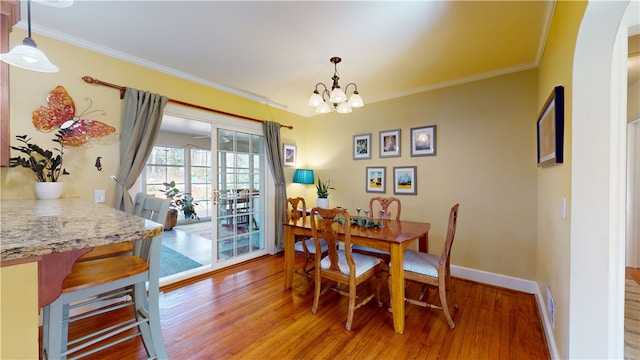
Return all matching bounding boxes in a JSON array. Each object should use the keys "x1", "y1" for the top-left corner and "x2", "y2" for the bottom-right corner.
[{"x1": 308, "y1": 57, "x2": 364, "y2": 114}]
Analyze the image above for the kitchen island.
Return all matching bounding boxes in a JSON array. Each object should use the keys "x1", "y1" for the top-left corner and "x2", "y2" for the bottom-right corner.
[{"x1": 0, "y1": 198, "x2": 163, "y2": 359}]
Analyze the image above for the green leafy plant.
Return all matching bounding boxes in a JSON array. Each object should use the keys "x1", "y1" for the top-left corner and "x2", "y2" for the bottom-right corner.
[
  {"x1": 9, "y1": 132, "x2": 70, "y2": 182},
  {"x1": 160, "y1": 181, "x2": 199, "y2": 220},
  {"x1": 316, "y1": 177, "x2": 335, "y2": 198},
  {"x1": 177, "y1": 193, "x2": 199, "y2": 220}
]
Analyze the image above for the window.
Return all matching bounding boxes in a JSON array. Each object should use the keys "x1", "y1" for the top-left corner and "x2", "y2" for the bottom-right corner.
[{"x1": 143, "y1": 145, "x2": 212, "y2": 221}]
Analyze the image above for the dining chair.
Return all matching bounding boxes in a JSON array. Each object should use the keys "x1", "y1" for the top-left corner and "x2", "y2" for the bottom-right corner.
[
  {"x1": 369, "y1": 196, "x2": 401, "y2": 220},
  {"x1": 351, "y1": 196, "x2": 402, "y2": 263},
  {"x1": 287, "y1": 197, "x2": 329, "y2": 277},
  {"x1": 131, "y1": 191, "x2": 149, "y2": 216},
  {"x1": 393, "y1": 203, "x2": 460, "y2": 329},
  {"x1": 42, "y1": 196, "x2": 170, "y2": 359},
  {"x1": 310, "y1": 207, "x2": 383, "y2": 331}
]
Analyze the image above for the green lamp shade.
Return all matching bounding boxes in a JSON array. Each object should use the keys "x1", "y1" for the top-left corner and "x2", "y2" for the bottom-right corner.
[{"x1": 293, "y1": 169, "x2": 315, "y2": 184}]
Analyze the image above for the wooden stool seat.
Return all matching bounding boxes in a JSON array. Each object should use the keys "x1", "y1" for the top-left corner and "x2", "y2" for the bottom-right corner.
[{"x1": 62, "y1": 256, "x2": 148, "y2": 293}]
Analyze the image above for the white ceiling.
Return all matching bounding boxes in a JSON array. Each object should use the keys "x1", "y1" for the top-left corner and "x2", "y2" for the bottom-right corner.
[{"x1": 22, "y1": 0, "x2": 556, "y2": 119}]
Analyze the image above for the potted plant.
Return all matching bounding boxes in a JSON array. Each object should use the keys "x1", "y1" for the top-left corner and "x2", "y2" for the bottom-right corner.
[
  {"x1": 176, "y1": 193, "x2": 199, "y2": 221},
  {"x1": 160, "y1": 181, "x2": 199, "y2": 229},
  {"x1": 9, "y1": 132, "x2": 70, "y2": 199},
  {"x1": 315, "y1": 177, "x2": 334, "y2": 208}
]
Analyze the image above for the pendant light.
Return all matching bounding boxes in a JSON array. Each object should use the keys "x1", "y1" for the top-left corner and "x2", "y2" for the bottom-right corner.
[{"x1": 0, "y1": 0, "x2": 59, "y2": 73}]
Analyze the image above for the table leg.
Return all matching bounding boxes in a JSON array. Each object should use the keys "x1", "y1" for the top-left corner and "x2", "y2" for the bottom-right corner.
[
  {"x1": 389, "y1": 244, "x2": 405, "y2": 334},
  {"x1": 284, "y1": 226, "x2": 294, "y2": 289}
]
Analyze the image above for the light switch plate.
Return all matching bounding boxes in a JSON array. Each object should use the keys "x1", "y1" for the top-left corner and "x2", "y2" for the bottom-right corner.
[{"x1": 94, "y1": 189, "x2": 106, "y2": 203}]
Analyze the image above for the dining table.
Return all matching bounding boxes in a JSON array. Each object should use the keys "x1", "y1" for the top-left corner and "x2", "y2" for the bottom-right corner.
[
  {"x1": 0, "y1": 198, "x2": 163, "y2": 359},
  {"x1": 284, "y1": 216, "x2": 431, "y2": 334}
]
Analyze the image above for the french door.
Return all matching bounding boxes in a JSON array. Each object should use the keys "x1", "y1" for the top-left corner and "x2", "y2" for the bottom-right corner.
[
  {"x1": 155, "y1": 108, "x2": 274, "y2": 279},
  {"x1": 212, "y1": 128, "x2": 268, "y2": 263}
]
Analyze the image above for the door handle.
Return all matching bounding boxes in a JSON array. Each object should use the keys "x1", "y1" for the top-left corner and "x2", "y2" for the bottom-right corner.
[{"x1": 213, "y1": 189, "x2": 220, "y2": 205}]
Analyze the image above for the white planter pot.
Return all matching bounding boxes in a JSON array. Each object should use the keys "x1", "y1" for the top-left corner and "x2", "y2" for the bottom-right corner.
[
  {"x1": 34, "y1": 182, "x2": 63, "y2": 200},
  {"x1": 316, "y1": 198, "x2": 329, "y2": 208}
]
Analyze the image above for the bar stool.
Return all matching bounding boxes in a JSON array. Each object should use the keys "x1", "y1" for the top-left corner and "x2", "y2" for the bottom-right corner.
[{"x1": 42, "y1": 196, "x2": 170, "y2": 359}]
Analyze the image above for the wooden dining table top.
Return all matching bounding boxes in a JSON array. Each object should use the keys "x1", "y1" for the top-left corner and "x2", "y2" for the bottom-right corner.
[{"x1": 284, "y1": 217, "x2": 431, "y2": 247}]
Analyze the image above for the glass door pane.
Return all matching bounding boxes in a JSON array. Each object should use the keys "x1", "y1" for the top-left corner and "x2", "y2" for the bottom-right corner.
[{"x1": 215, "y1": 129, "x2": 265, "y2": 262}]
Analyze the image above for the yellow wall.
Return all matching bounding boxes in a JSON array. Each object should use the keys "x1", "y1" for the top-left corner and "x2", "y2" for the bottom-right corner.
[
  {"x1": 536, "y1": 1, "x2": 586, "y2": 358},
  {"x1": 0, "y1": 262, "x2": 38, "y2": 359},
  {"x1": 1, "y1": 29, "x2": 305, "y2": 205},
  {"x1": 289, "y1": 69, "x2": 540, "y2": 280}
]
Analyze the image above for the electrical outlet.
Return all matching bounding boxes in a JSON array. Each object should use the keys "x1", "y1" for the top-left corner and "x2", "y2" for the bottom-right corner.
[{"x1": 94, "y1": 189, "x2": 106, "y2": 203}]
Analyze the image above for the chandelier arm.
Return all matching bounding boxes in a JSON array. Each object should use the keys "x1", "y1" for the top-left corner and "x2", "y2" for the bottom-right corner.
[
  {"x1": 314, "y1": 82, "x2": 329, "y2": 94},
  {"x1": 321, "y1": 88, "x2": 331, "y2": 103},
  {"x1": 344, "y1": 83, "x2": 359, "y2": 95}
]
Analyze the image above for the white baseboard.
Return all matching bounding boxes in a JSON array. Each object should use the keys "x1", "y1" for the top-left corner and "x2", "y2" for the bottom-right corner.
[{"x1": 451, "y1": 265, "x2": 560, "y2": 360}]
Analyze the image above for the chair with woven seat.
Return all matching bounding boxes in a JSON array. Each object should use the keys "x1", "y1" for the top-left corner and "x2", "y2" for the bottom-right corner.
[
  {"x1": 287, "y1": 197, "x2": 329, "y2": 277},
  {"x1": 394, "y1": 203, "x2": 460, "y2": 329},
  {"x1": 352, "y1": 196, "x2": 402, "y2": 263},
  {"x1": 42, "y1": 196, "x2": 170, "y2": 360},
  {"x1": 310, "y1": 207, "x2": 383, "y2": 331}
]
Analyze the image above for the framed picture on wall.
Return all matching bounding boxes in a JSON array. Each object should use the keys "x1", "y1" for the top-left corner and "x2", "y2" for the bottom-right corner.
[
  {"x1": 380, "y1": 129, "x2": 401, "y2": 157},
  {"x1": 393, "y1": 166, "x2": 417, "y2": 195},
  {"x1": 410, "y1": 125, "x2": 437, "y2": 157},
  {"x1": 366, "y1": 166, "x2": 386, "y2": 193},
  {"x1": 537, "y1": 86, "x2": 564, "y2": 167},
  {"x1": 283, "y1": 144, "x2": 296, "y2": 167},
  {"x1": 353, "y1": 133, "x2": 372, "y2": 160}
]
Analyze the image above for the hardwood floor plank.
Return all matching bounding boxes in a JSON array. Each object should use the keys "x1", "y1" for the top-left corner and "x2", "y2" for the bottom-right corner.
[{"x1": 52, "y1": 254, "x2": 550, "y2": 359}]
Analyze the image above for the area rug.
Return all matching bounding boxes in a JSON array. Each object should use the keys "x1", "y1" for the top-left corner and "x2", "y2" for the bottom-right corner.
[
  {"x1": 175, "y1": 222, "x2": 213, "y2": 240},
  {"x1": 626, "y1": 279, "x2": 640, "y2": 360},
  {"x1": 160, "y1": 244, "x2": 203, "y2": 278},
  {"x1": 176, "y1": 222, "x2": 248, "y2": 239}
]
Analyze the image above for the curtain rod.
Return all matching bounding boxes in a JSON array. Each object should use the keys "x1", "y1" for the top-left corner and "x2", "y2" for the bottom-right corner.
[{"x1": 81, "y1": 76, "x2": 293, "y2": 130}]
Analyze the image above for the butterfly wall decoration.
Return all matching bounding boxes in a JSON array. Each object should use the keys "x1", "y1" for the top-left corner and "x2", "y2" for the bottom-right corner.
[{"x1": 32, "y1": 85, "x2": 116, "y2": 147}]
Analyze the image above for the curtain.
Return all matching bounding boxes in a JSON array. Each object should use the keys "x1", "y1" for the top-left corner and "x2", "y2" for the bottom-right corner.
[
  {"x1": 263, "y1": 121, "x2": 287, "y2": 251},
  {"x1": 115, "y1": 88, "x2": 168, "y2": 211}
]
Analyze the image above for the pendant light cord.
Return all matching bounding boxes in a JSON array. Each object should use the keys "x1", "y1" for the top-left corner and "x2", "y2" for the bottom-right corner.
[{"x1": 27, "y1": 0, "x2": 32, "y2": 38}]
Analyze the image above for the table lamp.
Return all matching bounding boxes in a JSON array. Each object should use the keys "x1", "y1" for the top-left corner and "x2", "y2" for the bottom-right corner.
[
  {"x1": 293, "y1": 169, "x2": 315, "y2": 185},
  {"x1": 293, "y1": 169, "x2": 315, "y2": 199}
]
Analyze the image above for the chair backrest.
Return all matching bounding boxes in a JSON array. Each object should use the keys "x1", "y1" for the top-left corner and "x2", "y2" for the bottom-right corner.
[
  {"x1": 135, "y1": 197, "x2": 171, "y2": 262},
  {"x1": 286, "y1": 197, "x2": 307, "y2": 223},
  {"x1": 139, "y1": 196, "x2": 171, "y2": 226},
  {"x1": 368, "y1": 196, "x2": 401, "y2": 220},
  {"x1": 131, "y1": 192, "x2": 150, "y2": 216},
  {"x1": 439, "y1": 204, "x2": 460, "y2": 271},
  {"x1": 310, "y1": 207, "x2": 354, "y2": 275}
]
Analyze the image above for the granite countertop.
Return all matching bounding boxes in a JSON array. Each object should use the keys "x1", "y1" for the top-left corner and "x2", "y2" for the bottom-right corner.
[{"x1": 0, "y1": 198, "x2": 163, "y2": 262}]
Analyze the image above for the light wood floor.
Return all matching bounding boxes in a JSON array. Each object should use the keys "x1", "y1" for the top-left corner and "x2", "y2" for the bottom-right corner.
[{"x1": 55, "y1": 254, "x2": 550, "y2": 359}]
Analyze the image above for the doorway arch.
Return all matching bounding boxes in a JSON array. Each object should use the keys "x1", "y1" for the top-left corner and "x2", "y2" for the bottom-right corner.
[{"x1": 571, "y1": 1, "x2": 636, "y2": 358}]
